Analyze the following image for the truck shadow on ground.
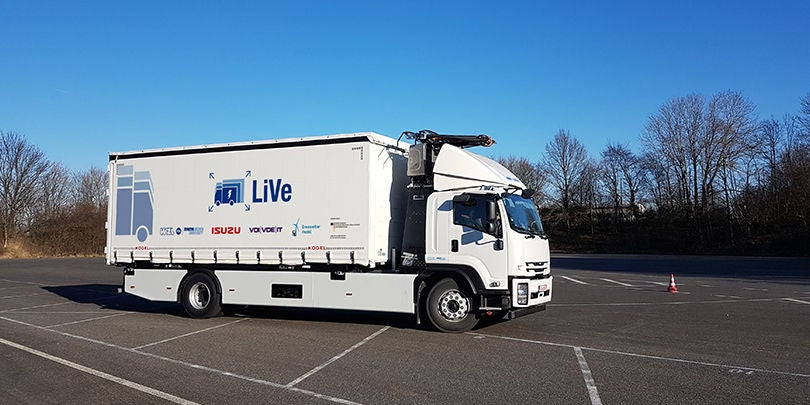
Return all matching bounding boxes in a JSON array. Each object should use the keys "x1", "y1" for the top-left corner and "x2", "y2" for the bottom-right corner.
[
  {"x1": 43, "y1": 284, "x2": 185, "y2": 316},
  {"x1": 43, "y1": 284, "x2": 500, "y2": 331}
]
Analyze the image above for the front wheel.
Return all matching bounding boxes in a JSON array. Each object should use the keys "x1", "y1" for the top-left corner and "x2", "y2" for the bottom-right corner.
[
  {"x1": 181, "y1": 272, "x2": 222, "y2": 318},
  {"x1": 425, "y1": 278, "x2": 478, "y2": 333}
]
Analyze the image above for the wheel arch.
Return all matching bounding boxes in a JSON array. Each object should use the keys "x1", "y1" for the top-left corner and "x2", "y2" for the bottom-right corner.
[
  {"x1": 177, "y1": 268, "x2": 222, "y2": 303},
  {"x1": 413, "y1": 264, "x2": 484, "y2": 324}
]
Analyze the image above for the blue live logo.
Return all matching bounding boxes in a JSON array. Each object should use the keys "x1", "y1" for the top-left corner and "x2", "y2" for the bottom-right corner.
[
  {"x1": 251, "y1": 179, "x2": 292, "y2": 203},
  {"x1": 214, "y1": 179, "x2": 244, "y2": 206}
]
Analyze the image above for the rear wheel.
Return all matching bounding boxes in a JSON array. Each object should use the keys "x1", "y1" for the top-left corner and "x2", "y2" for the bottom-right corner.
[
  {"x1": 181, "y1": 272, "x2": 222, "y2": 318},
  {"x1": 425, "y1": 278, "x2": 478, "y2": 333}
]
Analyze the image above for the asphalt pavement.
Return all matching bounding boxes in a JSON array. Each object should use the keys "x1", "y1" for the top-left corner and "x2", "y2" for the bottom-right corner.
[{"x1": 0, "y1": 255, "x2": 808, "y2": 404}]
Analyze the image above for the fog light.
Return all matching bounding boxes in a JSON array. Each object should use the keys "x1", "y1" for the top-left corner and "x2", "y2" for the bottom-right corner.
[{"x1": 517, "y1": 282, "x2": 528, "y2": 305}]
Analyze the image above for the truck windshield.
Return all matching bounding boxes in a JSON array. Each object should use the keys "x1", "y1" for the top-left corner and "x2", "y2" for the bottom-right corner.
[{"x1": 503, "y1": 194, "x2": 545, "y2": 237}]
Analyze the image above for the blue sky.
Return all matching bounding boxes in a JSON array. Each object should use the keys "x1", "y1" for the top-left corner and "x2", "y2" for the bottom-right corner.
[{"x1": 1, "y1": 1, "x2": 808, "y2": 171}]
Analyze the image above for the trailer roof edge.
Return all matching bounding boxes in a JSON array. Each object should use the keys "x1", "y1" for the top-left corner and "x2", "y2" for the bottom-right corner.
[{"x1": 109, "y1": 132, "x2": 405, "y2": 161}]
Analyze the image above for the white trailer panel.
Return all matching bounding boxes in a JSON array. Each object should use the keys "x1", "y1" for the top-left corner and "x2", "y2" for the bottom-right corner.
[
  {"x1": 107, "y1": 133, "x2": 408, "y2": 268},
  {"x1": 123, "y1": 269, "x2": 186, "y2": 302},
  {"x1": 217, "y1": 270, "x2": 417, "y2": 313}
]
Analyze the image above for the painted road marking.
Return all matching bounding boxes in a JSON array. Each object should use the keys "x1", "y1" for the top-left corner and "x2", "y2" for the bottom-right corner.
[
  {"x1": 0, "y1": 292, "x2": 51, "y2": 300},
  {"x1": 574, "y1": 347, "x2": 603, "y2": 405},
  {"x1": 45, "y1": 312, "x2": 134, "y2": 328},
  {"x1": 0, "y1": 337, "x2": 199, "y2": 405},
  {"x1": 0, "y1": 315, "x2": 362, "y2": 404},
  {"x1": 714, "y1": 294, "x2": 744, "y2": 299},
  {"x1": 560, "y1": 276, "x2": 589, "y2": 285},
  {"x1": 133, "y1": 318, "x2": 248, "y2": 350},
  {"x1": 0, "y1": 302, "x2": 73, "y2": 313},
  {"x1": 287, "y1": 326, "x2": 390, "y2": 388},
  {"x1": 783, "y1": 298, "x2": 810, "y2": 305},
  {"x1": 743, "y1": 287, "x2": 768, "y2": 292},
  {"x1": 549, "y1": 297, "x2": 794, "y2": 307},
  {"x1": 599, "y1": 278, "x2": 633, "y2": 287},
  {"x1": 0, "y1": 285, "x2": 40, "y2": 291},
  {"x1": 0, "y1": 278, "x2": 48, "y2": 286},
  {"x1": 0, "y1": 293, "x2": 121, "y2": 314},
  {"x1": 468, "y1": 332, "x2": 810, "y2": 378}
]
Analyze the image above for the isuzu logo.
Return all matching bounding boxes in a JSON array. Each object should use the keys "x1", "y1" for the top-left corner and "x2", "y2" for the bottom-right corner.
[{"x1": 212, "y1": 226, "x2": 241, "y2": 235}]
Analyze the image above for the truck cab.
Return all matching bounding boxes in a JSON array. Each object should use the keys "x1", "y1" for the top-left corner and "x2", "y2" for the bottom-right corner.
[{"x1": 401, "y1": 131, "x2": 553, "y2": 332}]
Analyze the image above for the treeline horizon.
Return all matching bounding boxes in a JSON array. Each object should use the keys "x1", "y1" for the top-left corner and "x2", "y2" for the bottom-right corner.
[
  {"x1": 2, "y1": 89, "x2": 809, "y2": 257},
  {"x1": 498, "y1": 90, "x2": 810, "y2": 256}
]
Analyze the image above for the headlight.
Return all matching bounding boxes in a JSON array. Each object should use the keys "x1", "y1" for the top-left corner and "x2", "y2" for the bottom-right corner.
[{"x1": 517, "y1": 282, "x2": 528, "y2": 305}]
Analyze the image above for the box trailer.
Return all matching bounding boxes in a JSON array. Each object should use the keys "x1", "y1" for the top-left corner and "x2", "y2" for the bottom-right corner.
[{"x1": 107, "y1": 130, "x2": 552, "y2": 332}]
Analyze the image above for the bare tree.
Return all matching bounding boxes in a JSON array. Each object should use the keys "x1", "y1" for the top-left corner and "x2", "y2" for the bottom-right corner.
[
  {"x1": 542, "y1": 129, "x2": 588, "y2": 229},
  {"x1": 798, "y1": 92, "x2": 810, "y2": 139},
  {"x1": 73, "y1": 166, "x2": 108, "y2": 209},
  {"x1": 600, "y1": 144, "x2": 625, "y2": 223},
  {"x1": 572, "y1": 158, "x2": 600, "y2": 234},
  {"x1": 642, "y1": 91, "x2": 756, "y2": 217},
  {"x1": 0, "y1": 131, "x2": 50, "y2": 247},
  {"x1": 642, "y1": 93, "x2": 704, "y2": 214},
  {"x1": 497, "y1": 156, "x2": 547, "y2": 206},
  {"x1": 37, "y1": 163, "x2": 73, "y2": 216}
]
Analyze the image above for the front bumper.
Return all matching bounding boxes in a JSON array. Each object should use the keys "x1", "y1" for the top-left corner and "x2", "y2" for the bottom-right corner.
[{"x1": 511, "y1": 275, "x2": 553, "y2": 308}]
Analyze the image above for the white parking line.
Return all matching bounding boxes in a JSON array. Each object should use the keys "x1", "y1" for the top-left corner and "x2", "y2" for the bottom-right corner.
[
  {"x1": 133, "y1": 318, "x2": 248, "y2": 350},
  {"x1": 714, "y1": 294, "x2": 744, "y2": 299},
  {"x1": 0, "y1": 337, "x2": 199, "y2": 404},
  {"x1": 0, "y1": 285, "x2": 40, "y2": 291},
  {"x1": 0, "y1": 293, "x2": 121, "y2": 313},
  {"x1": 0, "y1": 302, "x2": 73, "y2": 313},
  {"x1": 599, "y1": 278, "x2": 633, "y2": 287},
  {"x1": 560, "y1": 276, "x2": 589, "y2": 285},
  {"x1": 15, "y1": 311, "x2": 113, "y2": 314},
  {"x1": 0, "y1": 292, "x2": 51, "y2": 300},
  {"x1": 0, "y1": 315, "x2": 363, "y2": 404},
  {"x1": 45, "y1": 312, "x2": 133, "y2": 328},
  {"x1": 550, "y1": 297, "x2": 788, "y2": 307},
  {"x1": 574, "y1": 347, "x2": 603, "y2": 405},
  {"x1": 0, "y1": 278, "x2": 48, "y2": 286},
  {"x1": 783, "y1": 298, "x2": 810, "y2": 305},
  {"x1": 468, "y1": 332, "x2": 810, "y2": 378},
  {"x1": 287, "y1": 326, "x2": 390, "y2": 388}
]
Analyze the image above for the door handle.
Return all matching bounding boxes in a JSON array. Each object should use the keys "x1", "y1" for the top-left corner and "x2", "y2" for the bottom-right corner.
[{"x1": 451, "y1": 239, "x2": 458, "y2": 252}]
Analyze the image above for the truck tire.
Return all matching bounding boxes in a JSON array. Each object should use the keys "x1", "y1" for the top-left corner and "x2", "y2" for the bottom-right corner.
[
  {"x1": 426, "y1": 278, "x2": 478, "y2": 333},
  {"x1": 181, "y1": 272, "x2": 222, "y2": 318}
]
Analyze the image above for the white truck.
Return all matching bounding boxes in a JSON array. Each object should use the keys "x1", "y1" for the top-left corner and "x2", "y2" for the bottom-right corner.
[{"x1": 106, "y1": 130, "x2": 552, "y2": 332}]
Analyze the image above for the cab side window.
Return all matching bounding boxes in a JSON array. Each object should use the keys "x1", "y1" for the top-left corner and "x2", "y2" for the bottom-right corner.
[{"x1": 453, "y1": 197, "x2": 488, "y2": 233}]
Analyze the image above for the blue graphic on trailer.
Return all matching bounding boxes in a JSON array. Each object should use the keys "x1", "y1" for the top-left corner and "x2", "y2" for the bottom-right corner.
[
  {"x1": 115, "y1": 165, "x2": 154, "y2": 243},
  {"x1": 214, "y1": 179, "x2": 244, "y2": 206}
]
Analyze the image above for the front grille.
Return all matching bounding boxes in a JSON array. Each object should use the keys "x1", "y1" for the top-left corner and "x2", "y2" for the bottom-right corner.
[{"x1": 525, "y1": 261, "x2": 549, "y2": 273}]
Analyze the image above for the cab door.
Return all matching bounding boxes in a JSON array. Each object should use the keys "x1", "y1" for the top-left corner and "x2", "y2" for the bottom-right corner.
[{"x1": 447, "y1": 194, "x2": 507, "y2": 285}]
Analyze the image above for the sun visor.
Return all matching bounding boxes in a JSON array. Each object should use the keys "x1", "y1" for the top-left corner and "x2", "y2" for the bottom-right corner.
[{"x1": 432, "y1": 144, "x2": 526, "y2": 191}]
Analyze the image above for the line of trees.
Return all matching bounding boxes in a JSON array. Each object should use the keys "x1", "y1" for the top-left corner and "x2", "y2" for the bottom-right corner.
[
  {"x1": 2, "y1": 90, "x2": 808, "y2": 257},
  {"x1": 0, "y1": 131, "x2": 107, "y2": 256},
  {"x1": 500, "y1": 90, "x2": 810, "y2": 255}
]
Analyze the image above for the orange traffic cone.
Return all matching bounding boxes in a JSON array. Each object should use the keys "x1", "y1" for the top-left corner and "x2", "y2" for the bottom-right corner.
[{"x1": 668, "y1": 274, "x2": 679, "y2": 293}]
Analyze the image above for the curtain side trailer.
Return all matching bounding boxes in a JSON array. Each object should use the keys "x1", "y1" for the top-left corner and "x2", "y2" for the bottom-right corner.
[{"x1": 107, "y1": 131, "x2": 552, "y2": 332}]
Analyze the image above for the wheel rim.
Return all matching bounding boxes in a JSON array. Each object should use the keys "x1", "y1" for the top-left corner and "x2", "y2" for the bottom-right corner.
[
  {"x1": 438, "y1": 289, "x2": 470, "y2": 321},
  {"x1": 188, "y1": 282, "x2": 211, "y2": 310}
]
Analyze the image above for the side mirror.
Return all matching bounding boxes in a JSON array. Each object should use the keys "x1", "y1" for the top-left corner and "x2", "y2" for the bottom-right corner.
[
  {"x1": 486, "y1": 200, "x2": 497, "y2": 221},
  {"x1": 485, "y1": 221, "x2": 496, "y2": 234}
]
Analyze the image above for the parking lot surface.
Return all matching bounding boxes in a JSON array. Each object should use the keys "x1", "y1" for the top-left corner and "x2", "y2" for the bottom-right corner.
[{"x1": 1, "y1": 255, "x2": 808, "y2": 404}]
